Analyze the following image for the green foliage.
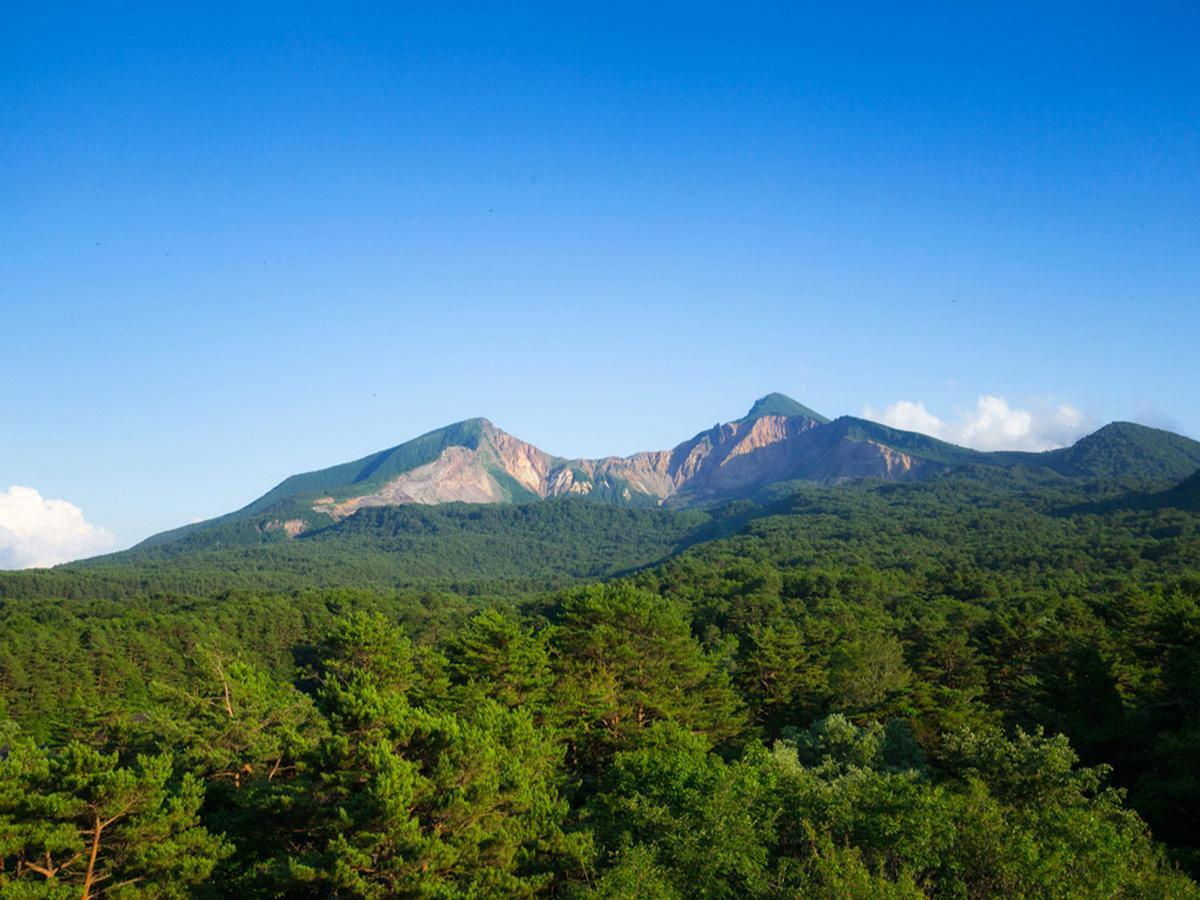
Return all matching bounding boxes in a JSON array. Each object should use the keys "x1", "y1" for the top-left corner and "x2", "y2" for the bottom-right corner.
[
  {"x1": 9, "y1": 500, "x2": 717, "y2": 597},
  {"x1": 0, "y1": 462, "x2": 1198, "y2": 894},
  {"x1": 553, "y1": 584, "x2": 744, "y2": 768},
  {"x1": 0, "y1": 737, "x2": 230, "y2": 896},
  {"x1": 584, "y1": 843, "x2": 683, "y2": 899},
  {"x1": 288, "y1": 613, "x2": 578, "y2": 897},
  {"x1": 736, "y1": 621, "x2": 827, "y2": 734},
  {"x1": 586, "y1": 723, "x2": 776, "y2": 898},
  {"x1": 783, "y1": 714, "x2": 926, "y2": 774},
  {"x1": 445, "y1": 608, "x2": 554, "y2": 713},
  {"x1": 827, "y1": 633, "x2": 912, "y2": 717},
  {"x1": 767, "y1": 718, "x2": 1198, "y2": 897},
  {"x1": 134, "y1": 649, "x2": 322, "y2": 788}
]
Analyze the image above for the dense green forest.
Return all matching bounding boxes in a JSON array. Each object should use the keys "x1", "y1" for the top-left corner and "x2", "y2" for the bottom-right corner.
[
  {"x1": 20, "y1": 502, "x2": 725, "y2": 597},
  {"x1": 2, "y1": 467, "x2": 1199, "y2": 896}
]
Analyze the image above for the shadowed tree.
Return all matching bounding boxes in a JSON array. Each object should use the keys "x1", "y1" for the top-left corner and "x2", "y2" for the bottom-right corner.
[
  {"x1": 444, "y1": 607, "x2": 554, "y2": 715},
  {"x1": 552, "y1": 584, "x2": 746, "y2": 769}
]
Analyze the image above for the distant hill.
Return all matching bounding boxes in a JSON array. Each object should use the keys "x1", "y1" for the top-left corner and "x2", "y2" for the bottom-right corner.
[
  {"x1": 118, "y1": 394, "x2": 1200, "y2": 557},
  {"x1": 1009, "y1": 422, "x2": 1200, "y2": 480}
]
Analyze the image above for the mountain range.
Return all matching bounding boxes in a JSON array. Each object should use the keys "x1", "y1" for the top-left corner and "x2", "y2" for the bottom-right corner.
[{"x1": 137, "y1": 393, "x2": 1200, "y2": 553}]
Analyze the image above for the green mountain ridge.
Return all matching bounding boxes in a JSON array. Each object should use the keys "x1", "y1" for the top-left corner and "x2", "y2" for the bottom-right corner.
[
  {"x1": 1036, "y1": 421, "x2": 1200, "y2": 479},
  {"x1": 126, "y1": 395, "x2": 1200, "y2": 557}
]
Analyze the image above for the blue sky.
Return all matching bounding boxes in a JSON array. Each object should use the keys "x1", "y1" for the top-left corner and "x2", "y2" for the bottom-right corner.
[{"x1": 2, "y1": 2, "x2": 1198, "y2": 559}]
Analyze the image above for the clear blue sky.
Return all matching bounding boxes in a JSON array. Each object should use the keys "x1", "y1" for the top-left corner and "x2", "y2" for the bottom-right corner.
[{"x1": 2, "y1": 2, "x2": 1198, "y2": 551}]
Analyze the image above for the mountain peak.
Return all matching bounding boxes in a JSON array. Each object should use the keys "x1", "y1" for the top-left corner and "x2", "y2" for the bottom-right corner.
[{"x1": 742, "y1": 393, "x2": 829, "y2": 423}]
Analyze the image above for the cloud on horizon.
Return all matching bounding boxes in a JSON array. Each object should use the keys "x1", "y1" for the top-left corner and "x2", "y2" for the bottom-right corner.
[
  {"x1": 862, "y1": 395, "x2": 1091, "y2": 452},
  {"x1": 0, "y1": 485, "x2": 116, "y2": 569}
]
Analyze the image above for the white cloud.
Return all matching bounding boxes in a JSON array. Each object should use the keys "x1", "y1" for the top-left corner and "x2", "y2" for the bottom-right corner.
[
  {"x1": 863, "y1": 400, "x2": 948, "y2": 438},
  {"x1": 863, "y1": 395, "x2": 1091, "y2": 452},
  {"x1": 0, "y1": 486, "x2": 116, "y2": 569}
]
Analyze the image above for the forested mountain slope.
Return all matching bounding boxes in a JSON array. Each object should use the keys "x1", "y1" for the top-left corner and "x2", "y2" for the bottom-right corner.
[{"x1": 2, "y1": 501, "x2": 727, "y2": 597}]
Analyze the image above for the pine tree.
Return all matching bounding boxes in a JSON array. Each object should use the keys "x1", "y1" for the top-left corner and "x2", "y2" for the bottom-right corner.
[{"x1": 0, "y1": 736, "x2": 229, "y2": 897}]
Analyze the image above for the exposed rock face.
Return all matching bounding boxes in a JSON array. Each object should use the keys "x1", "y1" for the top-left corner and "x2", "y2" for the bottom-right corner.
[
  {"x1": 261, "y1": 518, "x2": 309, "y2": 537},
  {"x1": 308, "y1": 409, "x2": 927, "y2": 519},
  {"x1": 314, "y1": 445, "x2": 516, "y2": 516},
  {"x1": 662, "y1": 415, "x2": 823, "y2": 499},
  {"x1": 488, "y1": 429, "x2": 557, "y2": 494}
]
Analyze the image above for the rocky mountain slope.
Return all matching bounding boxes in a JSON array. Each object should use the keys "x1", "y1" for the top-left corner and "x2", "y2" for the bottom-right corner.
[{"x1": 136, "y1": 393, "x2": 1200, "y2": 550}]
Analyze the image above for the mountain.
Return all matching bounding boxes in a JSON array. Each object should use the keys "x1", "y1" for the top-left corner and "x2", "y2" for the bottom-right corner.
[
  {"x1": 132, "y1": 394, "x2": 1200, "y2": 553},
  {"x1": 137, "y1": 396, "x2": 831, "y2": 550},
  {"x1": 1031, "y1": 422, "x2": 1200, "y2": 480}
]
